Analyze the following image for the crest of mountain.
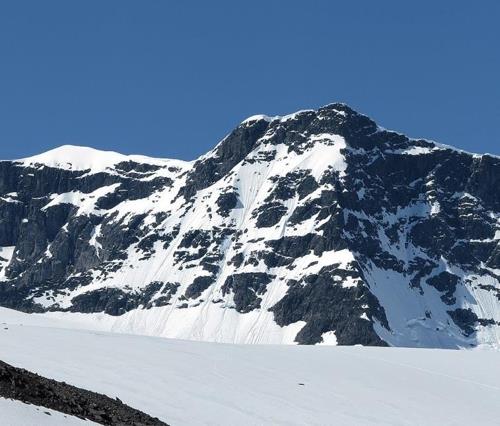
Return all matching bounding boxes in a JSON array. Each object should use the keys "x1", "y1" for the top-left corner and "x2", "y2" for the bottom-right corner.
[{"x1": 0, "y1": 103, "x2": 499, "y2": 348}]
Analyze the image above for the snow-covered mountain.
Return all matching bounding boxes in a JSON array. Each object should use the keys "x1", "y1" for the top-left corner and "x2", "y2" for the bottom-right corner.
[{"x1": 0, "y1": 103, "x2": 499, "y2": 348}]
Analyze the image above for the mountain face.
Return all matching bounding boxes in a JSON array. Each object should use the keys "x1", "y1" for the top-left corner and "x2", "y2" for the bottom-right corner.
[{"x1": 0, "y1": 103, "x2": 499, "y2": 348}]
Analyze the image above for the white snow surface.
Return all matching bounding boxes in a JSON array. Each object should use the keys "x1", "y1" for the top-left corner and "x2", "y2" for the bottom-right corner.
[
  {"x1": 1, "y1": 308, "x2": 500, "y2": 426},
  {"x1": 16, "y1": 145, "x2": 188, "y2": 173},
  {"x1": 0, "y1": 398, "x2": 97, "y2": 426}
]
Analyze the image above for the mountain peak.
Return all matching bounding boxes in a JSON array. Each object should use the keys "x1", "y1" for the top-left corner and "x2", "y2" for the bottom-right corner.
[{"x1": 239, "y1": 102, "x2": 355, "y2": 127}]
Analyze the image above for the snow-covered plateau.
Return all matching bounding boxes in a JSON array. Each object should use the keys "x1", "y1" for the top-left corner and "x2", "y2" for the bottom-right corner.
[{"x1": 1, "y1": 307, "x2": 500, "y2": 426}]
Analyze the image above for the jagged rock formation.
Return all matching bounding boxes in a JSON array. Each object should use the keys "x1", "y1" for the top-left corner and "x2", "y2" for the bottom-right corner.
[
  {"x1": 0, "y1": 360, "x2": 166, "y2": 425},
  {"x1": 0, "y1": 103, "x2": 499, "y2": 348}
]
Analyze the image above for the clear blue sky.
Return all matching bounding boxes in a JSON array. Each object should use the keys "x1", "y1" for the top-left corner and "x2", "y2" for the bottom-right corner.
[{"x1": 1, "y1": 1, "x2": 499, "y2": 160}]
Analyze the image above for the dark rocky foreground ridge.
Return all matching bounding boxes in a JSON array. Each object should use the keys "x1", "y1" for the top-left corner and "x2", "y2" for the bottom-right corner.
[
  {"x1": 0, "y1": 103, "x2": 499, "y2": 348},
  {"x1": 0, "y1": 360, "x2": 167, "y2": 425}
]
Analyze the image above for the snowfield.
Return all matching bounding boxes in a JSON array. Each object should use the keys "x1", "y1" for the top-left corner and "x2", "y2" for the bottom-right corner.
[
  {"x1": 1, "y1": 308, "x2": 500, "y2": 425},
  {"x1": 0, "y1": 398, "x2": 97, "y2": 425}
]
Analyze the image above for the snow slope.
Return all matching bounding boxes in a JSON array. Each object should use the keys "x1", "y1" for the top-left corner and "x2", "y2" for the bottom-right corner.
[
  {"x1": 1, "y1": 308, "x2": 500, "y2": 426},
  {"x1": 0, "y1": 398, "x2": 97, "y2": 426}
]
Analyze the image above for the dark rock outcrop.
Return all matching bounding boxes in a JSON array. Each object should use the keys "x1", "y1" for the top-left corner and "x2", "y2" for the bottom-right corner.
[{"x1": 0, "y1": 360, "x2": 167, "y2": 425}]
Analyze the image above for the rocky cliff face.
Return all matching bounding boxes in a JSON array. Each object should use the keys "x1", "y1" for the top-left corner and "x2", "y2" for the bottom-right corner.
[{"x1": 0, "y1": 103, "x2": 499, "y2": 348}]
